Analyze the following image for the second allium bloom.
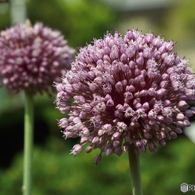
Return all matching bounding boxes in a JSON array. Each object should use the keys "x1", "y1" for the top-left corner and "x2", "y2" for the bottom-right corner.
[
  {"x1": 0, "y1": 22, "x2": 74, "y2": 95},
  {"x1": 55, "y1": 30, "x2": 195, "y2": 163}
]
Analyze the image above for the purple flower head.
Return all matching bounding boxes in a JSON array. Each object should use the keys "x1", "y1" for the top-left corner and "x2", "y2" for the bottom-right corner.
[
  {"x1": 55, "y1": 29, "x2": 195, "y2": 164},
  {"x1": 0, "y1": 22, "x2": 74, "y2": 95}
]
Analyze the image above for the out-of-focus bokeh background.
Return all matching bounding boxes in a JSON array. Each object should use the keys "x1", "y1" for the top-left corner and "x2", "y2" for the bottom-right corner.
[{"x1": 0, "y1": 0, "x2": 195, "y2": 194}]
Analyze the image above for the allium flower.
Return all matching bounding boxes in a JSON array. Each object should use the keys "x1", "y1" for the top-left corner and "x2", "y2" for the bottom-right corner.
[
  {"x1": 0, "y1": 22, "x2": 74, "y2": 95},
  {"x1": 55, "y1": 29, "x2": 195, "y2": 164}
]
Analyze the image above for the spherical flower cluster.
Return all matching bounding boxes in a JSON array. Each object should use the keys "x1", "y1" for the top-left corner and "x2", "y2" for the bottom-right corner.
[
  {"x1": 55, "y1": 29, "x2": 195, "y2": 164},
  {"x1": 0, "y1": 22, "x2": 74, "y2": 95}
]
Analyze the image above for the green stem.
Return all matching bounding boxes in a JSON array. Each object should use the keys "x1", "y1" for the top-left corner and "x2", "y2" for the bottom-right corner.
[
  {"x1": 23, "y1": 92, "x2": 34, "y2": 195},
  {"x1": 128, "y1": 144, "x2": 143, "y2": 195}
]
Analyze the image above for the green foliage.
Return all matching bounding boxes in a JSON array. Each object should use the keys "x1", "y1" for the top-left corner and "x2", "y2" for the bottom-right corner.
[
  {"x1": 141, "y1": 137, "x2": 195, "y2": 195},
  {"x1": 26, "y1": 0, "x2": 116, "y2": 48},
  {"x1": 177, "y1": 0, "x2": 195, "y2": 32},
  {"x1": 164, "y1": 0, "x2": 195, "y2": 47},
  {"x1": 0, "y1": 3, "x2": 10, "y2": 30},
  {"x1": 1, "y1": 136, "x2": 195, "y2": 195},
  {"x1": 0, "y1": 0, "x2": 116, "y2": 48}
]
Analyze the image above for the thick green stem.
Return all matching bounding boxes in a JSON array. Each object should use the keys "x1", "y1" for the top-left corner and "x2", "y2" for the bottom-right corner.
[
  {"x1": 23, "y1": 92, "x2": 34, "y2": 195},
  {"x1": 128, "y1": 144, "x2": 143, "y2": 195}
]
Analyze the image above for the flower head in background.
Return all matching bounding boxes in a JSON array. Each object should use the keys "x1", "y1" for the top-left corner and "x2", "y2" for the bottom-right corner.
[
  {"x1": 55, "y1": 29, "x2": 195, "y2": 164},
  {"x1": 0, "y1": 21, "x2": 74, "y2": 95}
]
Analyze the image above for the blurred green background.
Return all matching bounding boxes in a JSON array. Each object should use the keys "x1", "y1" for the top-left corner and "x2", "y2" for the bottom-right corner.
[{"x1": 0, "y1": 0, "x2": 195, "y2": 194}]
